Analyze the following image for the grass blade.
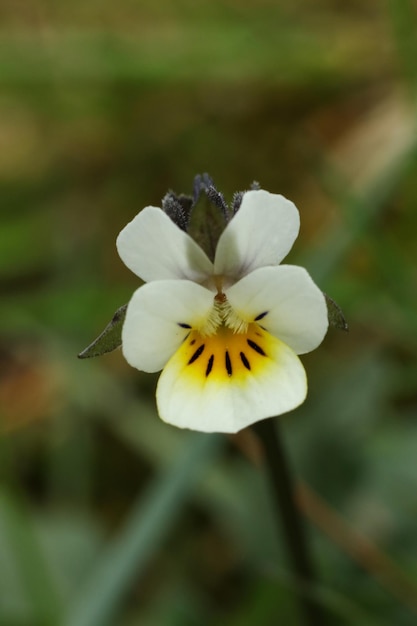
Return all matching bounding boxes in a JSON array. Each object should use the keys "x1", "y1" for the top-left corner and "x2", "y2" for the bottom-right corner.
[{"x1": 63, "y1": 432, "x2": 223, "y2": 626}]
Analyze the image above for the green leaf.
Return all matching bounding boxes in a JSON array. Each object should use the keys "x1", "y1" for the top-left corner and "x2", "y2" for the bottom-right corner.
[
  {"x1": 78, "y1": 304, "x2": 127, "y2": 359},
  {"x1": 324, "y1": 293, "x2": 349, "y2": 332}
]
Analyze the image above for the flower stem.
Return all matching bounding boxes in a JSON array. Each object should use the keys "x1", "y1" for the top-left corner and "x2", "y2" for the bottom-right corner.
[{"x1": 254, "y1": 418, "x2": 325, "y2": 625}]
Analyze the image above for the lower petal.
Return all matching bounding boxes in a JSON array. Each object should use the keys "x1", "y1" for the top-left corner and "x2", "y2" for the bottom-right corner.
[{"x1": 156, "y1": 325, "x2": 307, "y2": 433}]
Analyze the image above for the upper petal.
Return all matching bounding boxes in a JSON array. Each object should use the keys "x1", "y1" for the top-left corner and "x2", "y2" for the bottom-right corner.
[
  {"x1": 156, "y1": 325, "x2": 307, "y2": 433},
  {"x1": 122, "y1": 279, "x2": 214, "y2": 373},
  {"x1": 214, "y1": 190, "x2": 300, "y2": 281},
  {"x1": 117, "y1": 206, "x2": 214, "y2": 283},
  {"x1": 227, "y1": 265, "x2": 328, "y2": 354}
]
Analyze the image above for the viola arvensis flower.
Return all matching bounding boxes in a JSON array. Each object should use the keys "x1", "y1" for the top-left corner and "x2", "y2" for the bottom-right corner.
[{"x1": 116, "y1": 179, "x2": 328, "y2": 433}]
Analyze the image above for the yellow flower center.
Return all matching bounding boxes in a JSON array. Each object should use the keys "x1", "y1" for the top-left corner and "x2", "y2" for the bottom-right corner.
[
  {"x1": 199, "y1": 292, "x2": 248, "y2": 337},
  {"x1": 175, "y1": 282, "x2": 271, "y2": 383},
  {"x1": 179, "y1": 323, "x2": 272, "y2": 383}
]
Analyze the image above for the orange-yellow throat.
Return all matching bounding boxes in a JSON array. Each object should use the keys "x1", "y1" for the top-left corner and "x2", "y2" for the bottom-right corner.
[{"x1": 177, "y1": 323, "x2": 274, "y2": 384}]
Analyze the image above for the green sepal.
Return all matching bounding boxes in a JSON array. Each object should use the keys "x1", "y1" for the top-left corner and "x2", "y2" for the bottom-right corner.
[
  {"x1": 78, "y1": 304, "x2": 127, "y2": 359},
  {"x1": 187, "y1": 193, "x2": 228, "y2": 262},
  {"x1": 324, "y1": 293, "x2": 349, "y2": 332}
]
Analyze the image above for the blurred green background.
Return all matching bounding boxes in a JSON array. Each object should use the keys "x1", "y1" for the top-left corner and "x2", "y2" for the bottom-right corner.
[{"x1": 1, "y1": 1, "x2": 417, "y2": 624}]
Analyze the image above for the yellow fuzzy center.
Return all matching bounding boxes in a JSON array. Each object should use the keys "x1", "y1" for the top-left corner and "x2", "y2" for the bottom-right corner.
[
  {"x1": 199, "y1": 292, "x2": 249, "y2": 337},
  {"x1": 175, "y1": 281, "x2": 272, "y2": 382}
]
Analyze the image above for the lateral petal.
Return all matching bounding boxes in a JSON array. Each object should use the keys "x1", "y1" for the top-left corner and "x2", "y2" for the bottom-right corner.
[
  {"x1": 122, "y1": 280, "x2": 214, "y2": 373},
  {"x1": 227, "y1": 265, "x2": 328, "y2": 355},
  {"x1": 156, "y1": 325, "x2": 307, "y2": 433},
  {"x1": 214, "y1": 190, "x2": 300, "y2": 281},
  {"x1": 117, "y1": 207, "x2": 214, "y2": 283}
]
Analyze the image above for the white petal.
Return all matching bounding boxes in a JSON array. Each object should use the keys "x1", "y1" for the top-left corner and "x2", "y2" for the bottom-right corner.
[
  {"x1": 156, "y1": 325, "x2": 307, "y2": 433},
  {"x1": 122, "y1": 280, "x2": 214, "y2": 373},
  {"x1": 227, "y1": 265, "x2": 328, "y2": 354},
  {"x1": 214, "y1": 190, "x2": 300, "y2": 280},
  {"x1": 117, "y1": 206, "x2": 214, "y2": 283}
]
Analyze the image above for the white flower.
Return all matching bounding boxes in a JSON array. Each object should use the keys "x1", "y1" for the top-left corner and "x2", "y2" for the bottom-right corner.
[{"x1": 116, "y1": 189, "x2": 328, "y2": 433}]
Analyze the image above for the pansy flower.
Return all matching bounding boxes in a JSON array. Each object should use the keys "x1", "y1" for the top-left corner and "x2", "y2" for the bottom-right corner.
[{"x1": 115, "y1": 180, "x2": 329, "y2": 433}]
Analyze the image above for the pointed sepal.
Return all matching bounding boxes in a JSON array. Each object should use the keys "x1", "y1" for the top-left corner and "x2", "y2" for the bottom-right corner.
[
  {"x1": 324, "y1": 293, "x2": 349, "y2": 332},
  {"x1": 78, "y1": 304, "x2": 127, "y2": 359}
]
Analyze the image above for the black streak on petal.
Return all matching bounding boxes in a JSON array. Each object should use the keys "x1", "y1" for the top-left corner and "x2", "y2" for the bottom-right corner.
[
  {"x1": 188, "y1": 344, "x2": 205, "y2": 365},
  {"x1": 178, "y1": 322, "x2": 192, "y2": 329},
  {"x1": 240, "y1": 352, "x2": 251, "y2": 370},
  {"x1": 254, "y1": 311, "x2": 268, "y2": 321},
  {"x1": 190, "y1": 339, "x2": 196, "y2": 346},
  {"x1": 205, "y1": 355, "x2": 214, "y2": 377},
  {"x1": 225, "y1": 351, "x2": 232, "y2": 376},
  {"x1": 247, "y1": 339, "x2": 266, "y2": 356}
]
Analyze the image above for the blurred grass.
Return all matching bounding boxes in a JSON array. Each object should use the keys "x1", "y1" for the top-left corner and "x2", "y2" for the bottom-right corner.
[{"x1": 1, "y1": 1, "x2": 417, "y2": 625}]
